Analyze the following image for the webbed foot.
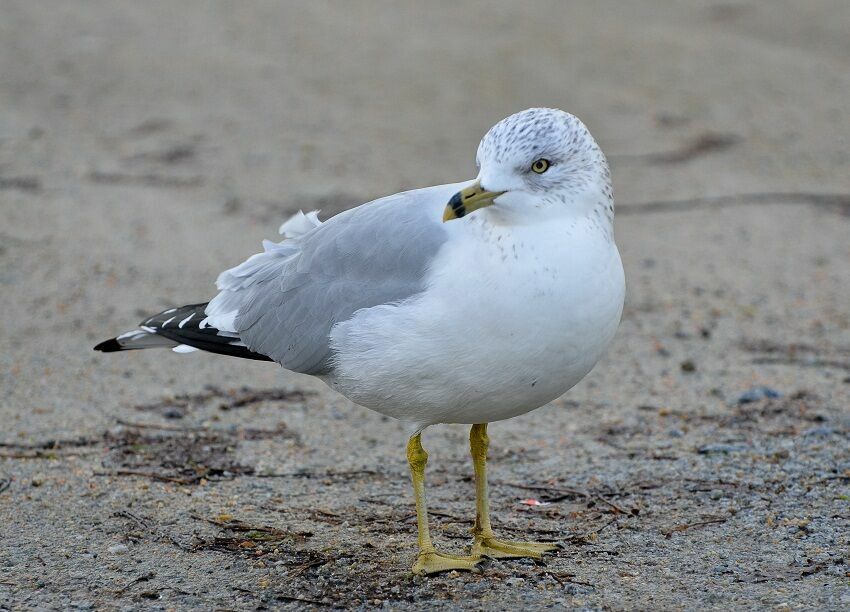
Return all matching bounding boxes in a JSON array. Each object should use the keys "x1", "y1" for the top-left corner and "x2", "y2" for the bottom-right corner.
[
  {"x1": 472, "y1": 536, "x2": 559, "y2": 559},
  {"x1": 412, "y1": 550, "x2": 486, "y2": 575}
]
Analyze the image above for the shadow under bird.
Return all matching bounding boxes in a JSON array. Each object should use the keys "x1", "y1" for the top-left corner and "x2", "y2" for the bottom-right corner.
[{"x1": 95, "y1": 107, "x2": 625, "y2": 574}]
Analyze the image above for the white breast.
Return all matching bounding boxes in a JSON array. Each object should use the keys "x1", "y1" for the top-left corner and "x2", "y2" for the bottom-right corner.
[{"x1": 326, "y1": 212, "x2": 625, "y2": 431}]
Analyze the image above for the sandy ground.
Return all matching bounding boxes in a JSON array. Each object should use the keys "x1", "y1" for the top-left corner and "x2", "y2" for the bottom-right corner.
[{"x1": 2, "y1": 1, "x2": 850, "y2": 609}]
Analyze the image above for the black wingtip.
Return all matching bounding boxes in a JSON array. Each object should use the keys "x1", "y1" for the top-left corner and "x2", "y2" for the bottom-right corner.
[{"x1": 94, "y1": 338, "x2": 123, "y2": 352}]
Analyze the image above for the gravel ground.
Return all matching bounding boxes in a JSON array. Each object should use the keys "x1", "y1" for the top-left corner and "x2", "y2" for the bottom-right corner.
[{"x1": 2, "y1": 1, "x2": 850, "y2": 609}]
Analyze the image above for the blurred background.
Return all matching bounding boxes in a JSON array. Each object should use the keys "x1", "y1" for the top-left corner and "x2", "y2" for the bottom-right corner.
[{"x1": 2, "y1": 1, "x2": 849, "y2": 609}]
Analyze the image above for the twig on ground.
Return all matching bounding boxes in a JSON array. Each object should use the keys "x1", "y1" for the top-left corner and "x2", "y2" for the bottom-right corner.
[
  {"x1": 115, "y1": 509, "x2": 152, "y2": 530},
  {"x1": 288, "y1": 558, "x2": 329, "y2": 577},
  {"x1": 684, "y1": 478, "x2": 741, "y2": 489},
  {"x1": 114, "y1": 571, "x2": 156, "y2": 596},
  {"x1": 592, "y1": 496, "x2": 628, "y2": 515},
  {"x1": 255, "y1": 469, "x2": 379, "y2": 479},
  {"x1": 114, "y1": 510, "x2": 191, "y2": 551},
  {"x1": 276, "y1": 594, "x2": 329, "y2": 606},
  {"x1": 115, "y1": 419, "x2": 209, "y2": 432},
  {"x1": 0, "y1": 449, "x2": 99, "y2": 460},
  {"x1": 662, "y1": 517, "x2": 727, "y2": 538},
  {"x1": 544, "y1": 571, "x2": 567, "y2": 587},
  {"x1": 390, "y1": 510, "x2": 467, "y2": 524},
  {"x1": 94, "y1": 469, "x2": 199, "y2": 485},
  {"x1": 498, "y1": 481, "x2": 631, "y2": 514},
  {"x1": 188, "y1": 513, "x2": 288, "y2": 531},
  {"x1": 0, "y1": 436, "x2": 100, "y2": 450},
  {"x1": 543, "y1": 571, "x2": 596, "y2": 588},
  {"x1": 188, "y1": 513, "x2": 310, "y2": 546},
  {"x1": 115, "y1": 418, "x2": 294, "y2": 441},
  {"x1": 133, "y1": 385, "x2": 314, "y2": 415},
  {"x1": 586, "y1": 517, "x2": 619, "y2": 539},
  {"x1": 220, "y1": 388, "x2": 315, "y2": 410},
  {"x1": 313, "y1": 508, "x2": 341, "y2": 518}
]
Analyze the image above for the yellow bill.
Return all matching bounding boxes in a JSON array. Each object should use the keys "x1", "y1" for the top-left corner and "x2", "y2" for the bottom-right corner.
[{"x1": 443, "y1": 181, "x2": 506, "y2": 222}]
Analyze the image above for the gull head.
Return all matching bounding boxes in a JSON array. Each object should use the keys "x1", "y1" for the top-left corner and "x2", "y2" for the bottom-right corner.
[{"x1": 443, "y1": 108, "x2": 612, "y2": 223}]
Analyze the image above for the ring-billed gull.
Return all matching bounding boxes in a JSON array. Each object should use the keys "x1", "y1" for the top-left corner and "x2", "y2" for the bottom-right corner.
[{"x1": 96, "y1": 108, "x2": 625, "y2": 574}]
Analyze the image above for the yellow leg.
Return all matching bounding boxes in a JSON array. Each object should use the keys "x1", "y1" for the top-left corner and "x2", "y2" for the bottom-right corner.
[
  {"x1": 469, "y1": 424, "x2": 559, "y2": 559},
  {"x1": 407, "y1": 433, "x2": 483, "y2": 575}
]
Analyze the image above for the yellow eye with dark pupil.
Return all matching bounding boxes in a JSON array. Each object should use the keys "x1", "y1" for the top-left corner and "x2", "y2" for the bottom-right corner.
[{"x1": 531, "y1": 159, "x2": 550, "y2": 174}]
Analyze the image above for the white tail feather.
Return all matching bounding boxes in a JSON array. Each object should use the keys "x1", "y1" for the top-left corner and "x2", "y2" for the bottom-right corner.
[{"x1": 278, "y1": 210, "x2": 321, "y2": 238}]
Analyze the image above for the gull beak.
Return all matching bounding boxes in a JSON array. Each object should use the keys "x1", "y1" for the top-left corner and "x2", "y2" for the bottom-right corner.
[{"x1": 442, "y1": 181, "x2": 506, "y2": 222}]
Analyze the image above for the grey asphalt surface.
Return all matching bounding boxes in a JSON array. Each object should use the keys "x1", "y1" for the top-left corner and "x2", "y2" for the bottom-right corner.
[{"x1": 2, "y1": 1, "x2": 849, "y2": 609}]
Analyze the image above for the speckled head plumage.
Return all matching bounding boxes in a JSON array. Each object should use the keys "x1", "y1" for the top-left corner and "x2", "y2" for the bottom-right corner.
[
  {"x1": 439, "y1": 108, "x2": 613, "y2": 226},
  {"x1": 476, "y1": 108, "x2": 610, "y2": 196}
]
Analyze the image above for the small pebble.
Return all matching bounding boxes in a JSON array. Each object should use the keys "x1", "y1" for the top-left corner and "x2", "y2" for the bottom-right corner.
[
  {"x1": 108, "y1": 543, "x2": 129, "y2": 555},
  {"x1": 736, "y1": 386, "x2": 781, "y2": 404}
]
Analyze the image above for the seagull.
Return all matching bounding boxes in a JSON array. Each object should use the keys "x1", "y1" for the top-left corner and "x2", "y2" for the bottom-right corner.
[{"x1": 95, "y1": 108, "x2": 625, "y2": 574}]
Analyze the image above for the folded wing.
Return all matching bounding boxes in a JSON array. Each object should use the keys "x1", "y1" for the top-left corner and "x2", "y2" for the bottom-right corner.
[{"x1": 204, "y1": 184, "x2": 456, "y2": 374}]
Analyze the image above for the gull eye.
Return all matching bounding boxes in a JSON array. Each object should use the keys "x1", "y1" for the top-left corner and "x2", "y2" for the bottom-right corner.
[{"x1": 531, "y1": 158, "x2": 550, "y2": 174}]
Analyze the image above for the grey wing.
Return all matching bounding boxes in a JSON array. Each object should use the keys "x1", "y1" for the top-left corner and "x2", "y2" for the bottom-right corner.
[{"x1": 204, "y1": 183, "x2": 459, "y2": 374}]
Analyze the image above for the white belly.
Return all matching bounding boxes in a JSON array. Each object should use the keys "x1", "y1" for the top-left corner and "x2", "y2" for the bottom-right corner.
[{"x1": 325, "y1": 216, "x2": 625, "y2": 431}]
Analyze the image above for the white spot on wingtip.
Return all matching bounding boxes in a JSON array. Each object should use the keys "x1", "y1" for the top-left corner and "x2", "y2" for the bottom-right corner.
[
  {"x1": 178, "y1": 313, "x2": 195, "y2": 328},
  {"x1": 117, "y1": 329, "x2": 150, "y2": 342},
  {"x1": 161, "y1": 316, "x2": 176, "y2": 327},
  {"x1": 172, "y1": 344, "x2": 199, "y2": 353}
]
